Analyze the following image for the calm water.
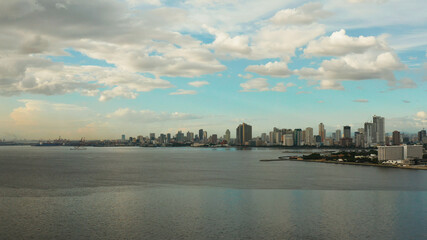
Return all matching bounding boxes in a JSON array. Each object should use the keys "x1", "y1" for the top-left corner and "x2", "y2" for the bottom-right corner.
[{"x1": 0, "y1": 146, "x2": 426, "y2": 239}]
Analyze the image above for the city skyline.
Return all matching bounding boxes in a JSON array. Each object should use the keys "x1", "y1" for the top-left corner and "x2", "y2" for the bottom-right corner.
[{"x1": 0, "y1": 0, "x2": 426, "y2": 140}]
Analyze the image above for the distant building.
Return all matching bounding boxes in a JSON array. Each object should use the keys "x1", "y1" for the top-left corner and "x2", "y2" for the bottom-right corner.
[
  {"x1": 199, "y1": 129, "x2": 204, "y2": 141},
  {"x1": 203, "y1": 131, "x2": 208, "y2": 141},
  {"x1": 319, "y1": 123, "x2": 326, "y2": 143},
  {"x1": 392, "y1": 131, "x2": 401, "y2": 145},
  {"x1": 335, "y1": 129, "x2": 341, "y2": 144},
  {"x1": 176, "y1": 131, "x2": 184, "y2": 143},
  {"x1": 343, "y1": 126, "x2": 351, "y2": 139},
  {"x1": 378, "y1": 145, "x2": 423, "y2": 163},
  {"x1": 364, "y1": 122, "x2": 373, "y2": 146},
  {"x1": 150, "y1": 133, "x2": 155, "y2": 141},
  {"x1": 225, "y1": 129, "x2": 231, "y2": 143},
  {"x1": 236, "y1": 123, "x2": 252, "y2": 146},
  {"x1": 373, "y1": 115, "x2": 385, "y2": 145},
  {"x1": 293, "y1": 129, "x2": 302, "y2": 146},
  {"x1": 283, "y1": 133, "x2": 294, "y2": 146},
  {"x1": 121, "y1": 134, "x2": 126, "y2": 141},
  {"x1": 418, "y1": 130, "x2": 426, "y2": 143},
  {"x1": 211, "y1": 134, "x2": 218, "y2": 144},
  {"x1": 305, "y1": 127, "x2": 314, "y2": 146}
]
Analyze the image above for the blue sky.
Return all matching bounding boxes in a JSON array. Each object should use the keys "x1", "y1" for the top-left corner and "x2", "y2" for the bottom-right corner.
[{"x1": 0, "y1": 0, "x2": 426, "y2": 140}]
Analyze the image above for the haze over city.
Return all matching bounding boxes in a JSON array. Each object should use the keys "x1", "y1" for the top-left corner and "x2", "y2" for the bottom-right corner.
[{"x1": 0, "y1": 0, "x2": 426, "y2": 140}]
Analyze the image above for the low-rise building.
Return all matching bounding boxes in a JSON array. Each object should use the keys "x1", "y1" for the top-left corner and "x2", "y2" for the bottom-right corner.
[{"x1": 378, "y1": 145, "x2": 423, "y2": 163}]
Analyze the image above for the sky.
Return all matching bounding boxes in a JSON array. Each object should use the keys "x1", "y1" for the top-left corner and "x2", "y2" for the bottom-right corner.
[{"x1": 0, "y1": 0, "x2": 426, "y2": 140}]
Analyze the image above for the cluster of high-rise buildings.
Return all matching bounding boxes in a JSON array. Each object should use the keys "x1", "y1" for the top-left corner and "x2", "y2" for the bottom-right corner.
[{"x1": 120, "y1": 115, "x2": 426, "y2": 148}]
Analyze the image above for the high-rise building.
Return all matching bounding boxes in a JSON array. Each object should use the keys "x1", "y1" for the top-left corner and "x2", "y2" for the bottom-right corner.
[
  {"x1": 176, "y1": 131, "x2": 184, "y2": 143},
  {"x1": 418, "y1": 130, "x2": 426, "y2": 143},
  {"x1": 186, "y1": 131, "x2": 194, "y2": 142},
  {"x1": 335, "y1": 129, "x2": 341, "y2": 144},
  {"x1": 121, "y1": 134, "x2": 126, "y2": 141},
  {"x1": 373, "y1": 115, "x2": 385, "y2": 145},
  {"x1": 203, "y1": 131, "x2": 208, "y2": 141},
  {"x1": 150, "y1": 133, "x2": 155, "y2": 141},
  {"x1": 305, "y1": 127, "x2": 314, "y2": 146},
  {"x1": 167, "y1": 133, "x2": 171, "y2": 143},
  {"x1": 236, "y1": 123, "x2": 252, "y2": 146},
  {"x1": 199, "y1": 129, "x2": 204, "y2": 141},
  {"x1": 211, "y1": 134, "x2": 218, "y2": 144},
  {"x1": 343, "y1": 126, "x2": 351, "y2": 139},
  {"x1": 261, "y1": 133, "x2": 267, "y2": 142},
  {"x1": 293, "y1": 129, "x2": 302, "y2": 146},
  {"x1": 364, "y1": 122, "x2": 373, "y2": 146},
  {"x1": 392, "y1": 131, "x2": 401, "y2": 145},
  {"x1": 283, "y1": 134, "x2": 294, "y2": 146},
  {"x1": 225, "y1": 129, "x2": 231, "y2": 143},
  {"x1": 319, "y1": 123, "x2": 326, "y2": 143}
]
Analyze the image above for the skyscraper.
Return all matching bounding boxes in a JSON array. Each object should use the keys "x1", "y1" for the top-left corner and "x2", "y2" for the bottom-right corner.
[
  {"x1": 335, "y1": 129, "x2": 341, "y2": 144},
  {"x1": 418, "y1": 130, "x2": 426, "y2": 143},
  {"x1": 199, "y1": 129, "x2": 204, "y2": 141},
  {"x1": 150, "y1": 133, "x2": 155, "y2": 141},
  {"x1": 343, "y1": 126, "x2": 351, "y2": 139},
  {"x1": 293, "y1": 129, "x2": 302, "y2": 146},
  {"x1": 305, "y1": 127, "x2": 314, "y2": 146},
  {"x1": 319, "y1": 123, "x2": 326, "y2": 143},
  {"x1": 373, "y1": 115, "x2": 385, "y2": 145},
  {"x1": 364, "y1": 122, "x2": 373, "y2": 146},
  {"x1": 225, "y1": 129, "x2": 231, "y2": 143},
  {"x1": 236, "y1": 123, "x2": 252, "y2": 146},
  {"x1": 121, "y1": 134, "x2": 126, "y2": 141},
  {"x1": 392, "y1": 131, "x2": 401, "y2": 145},
  {"x1": 211, "y1": 134, "x2": 218, "y2": 144}
]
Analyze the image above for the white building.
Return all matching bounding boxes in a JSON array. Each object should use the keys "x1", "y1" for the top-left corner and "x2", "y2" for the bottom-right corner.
[{"x1": 378, "y1": 145, "x2": 423, "y2": 163}]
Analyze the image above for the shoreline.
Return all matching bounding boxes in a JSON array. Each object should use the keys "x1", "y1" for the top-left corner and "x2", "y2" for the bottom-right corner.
[{"x1": 261, "y1": 158, "x2": 427, "y2": 170}]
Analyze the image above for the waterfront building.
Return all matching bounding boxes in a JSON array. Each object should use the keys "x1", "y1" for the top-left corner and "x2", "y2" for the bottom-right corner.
[
  {"x1": 176, "y1": 131, "x2": 184, "y2": 143},
  {"x1": 203, "y1": 131, "x2": 208, "y2": 142},
  {"x1": 335, "y1": 129, "x2": 341, "y2": 144},
  {"x1": 305, "y1": 127, "x2": 314, "y2": 146},
  {"x1": 418, "y1": 130, "x2": 426, "y2": 143},
  {"x1": 211, "y1": 134, "x2": 218, "y2": 144},
  {"x1": 186, "y1": 131, "x2": 194, "y2": 142},
  {"x1": 373, "y1": 115, "x2": 385, "y2": 145},
  {"x1": 364, "y1": 122, "x2": 373, "y2": 146},
  {"x1": 150, "y1": 133, "x2": 156, "y2": 141},
  {"x1": 199, "y1": 129, "x2": 204, "y2": 141},
  {"x1": 319, "y1": 123, "x2": 326, "y2": 143},
  {"x1": 236, "y1": 123, "x2": 252, "y2": 146},
  {"x1": 121, "y1": 134, "x2": 126, "y2": 142},
  {"x1": 225, "y1": 129, "x2": 231, "y2": 143},
  {"x1": 261, "y1": 133, "x2": 267, "y2": 142},
  {"x1": 378, "y1": 145, "x2": 423, "y2": 163},
  {"x1": 354, "y1": 132, "x2": 364, "y2": 148},
  {"x1": 343, "y1": 126, "x2": 351, "y2": 139},
  {"x1": 159, "y1": 134, "x2": 166, "y2": 144},
  {"x1": 293, "y1": 129, "x2": 302, "y2": 146},
  {"x1": 392, "y1": 131, "x2": 401, "y2": 145},
  {"x1": 167, "y1": 133, "x2": 171, "y2": 143},
  {"x1": 283, "y1": 133, "x2": 294, "y2": 146}
]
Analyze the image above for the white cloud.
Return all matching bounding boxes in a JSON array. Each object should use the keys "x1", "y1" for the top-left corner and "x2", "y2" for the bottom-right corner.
[
  {"x1": 238, "y1": 73, "x2": 253, "y2": 79},
  {"x1": 99, "y1": 87, "x2": 138, "y2": 102},
  {"x1": 353, "y1": 99, "x2": 369, "y2": 103},
  {"x1": 169, "y1": 89, "x2": 197, "y2": 95},
  {"x1": 245, "y1": 61, "x2": 292, "y2": 77},
  {"x1": 107, "y1": 108, "x2": 200, "y2": 122},
  {"x1": 188, "y1": 81, "x2": 210, "y2": 87},
  {"x1": 416, "y1": 111, "x2": 427, "y2": 120},
  {"x1": 240, "y1": 78, "x2": 295, "y2": 92},
  {"x1": 240, "y1": 78, "x2": 270, "y2": 92},
  {"x1": 270, "y1": 2, "x2": 331, "y2": 25},
  {"x1": 304, "y1": 29, "x2": 381, "y2": 56}
]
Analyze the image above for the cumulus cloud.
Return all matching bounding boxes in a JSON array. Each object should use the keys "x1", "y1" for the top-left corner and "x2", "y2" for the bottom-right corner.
[
  {"x1": 238, "y1": 73, "x2": 253, "y2": 79},
  {"x1": 169, "y1": 89, "x2": 197, "y2": 95},
  {"x1": 245, "y1": 61, "x2": 292, "y2": 77},
  {"x1": 271, "y1": 82, "x2": 295, "y2": 92},
  {"x1": 270, "y1": 2, "x2": 331, "y2": 25},
  {"x1": 297, "y1": 33, "x2": 406, "y2": 90},
  {"x1": 188, "y1": 81, "x2": 210, "y2": 87},
  {"x1": 304, "y1": 29, "x2": 382, "y2": 56}
]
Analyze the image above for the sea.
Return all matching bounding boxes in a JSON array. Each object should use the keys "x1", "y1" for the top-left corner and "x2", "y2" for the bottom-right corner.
[{"x1": 0, "y1": 146, "x2": 426, "y2": 239}]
